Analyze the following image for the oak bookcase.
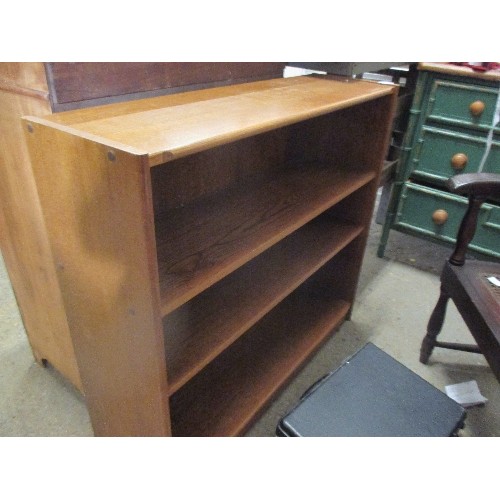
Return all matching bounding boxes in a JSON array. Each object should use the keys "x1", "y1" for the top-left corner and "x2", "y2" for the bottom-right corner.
[{"x1": 23, "y1": 75, "x2": 397, "y2": 436}]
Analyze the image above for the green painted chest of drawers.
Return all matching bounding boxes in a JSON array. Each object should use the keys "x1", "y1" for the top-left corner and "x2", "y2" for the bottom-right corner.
[{"x1": 379, "y1": 63, "x2": 500, "y2": 259}]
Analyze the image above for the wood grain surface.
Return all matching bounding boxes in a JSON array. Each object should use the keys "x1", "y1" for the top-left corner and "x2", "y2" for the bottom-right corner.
[
  {"x1": 155, "y1": 165, "x2": 375, "y2": 314},
  {"x1": 46, "y1": 62, "x2": 286, "y2": 105},
  {"x1": 0, "y1": 80, "x2": 82, "y2": 388},
  {"x1": 39, "y1": 76, "x2": 396, "y2": 166},
  {"x1": 23, "y1": 120, "x2": 170, "y2": 436},
  {"x1": 169, "y1": 288, "x2": 351, "y2": 437},
  {"x1": 163, "y1": 216, "x2": 363, "y2": 394}
]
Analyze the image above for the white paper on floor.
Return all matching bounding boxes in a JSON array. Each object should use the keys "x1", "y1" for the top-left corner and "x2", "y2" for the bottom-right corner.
[
  {"x1": 487, "y1": 276, "x2": 500, "y2": 287},
  {"x1": 445, "y1": 380, "x2": 488, "y2": 407}
]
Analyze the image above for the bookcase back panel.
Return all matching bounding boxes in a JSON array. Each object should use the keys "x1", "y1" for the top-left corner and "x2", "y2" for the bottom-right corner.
[{"x1": 151, "y1": 128, "x2": 287, "y2": 214}]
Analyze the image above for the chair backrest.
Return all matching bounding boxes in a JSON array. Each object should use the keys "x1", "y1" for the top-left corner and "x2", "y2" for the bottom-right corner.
[{"x1": 446, "y1": 173, "x2": 500, "y2": 266}]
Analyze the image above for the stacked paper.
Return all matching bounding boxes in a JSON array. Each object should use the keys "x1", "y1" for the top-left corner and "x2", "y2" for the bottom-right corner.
[{"x1": 445, "y1": 380, "x2": 488, "y2": 408}]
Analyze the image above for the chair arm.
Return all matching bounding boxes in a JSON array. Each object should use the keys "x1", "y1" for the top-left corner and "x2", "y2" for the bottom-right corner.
[
  {"x1": 447, "y1": 173, "x2": 500, "y2": 266},
  {"x1": 447, "y1": 173, "x2": 500, "y2": 199}
]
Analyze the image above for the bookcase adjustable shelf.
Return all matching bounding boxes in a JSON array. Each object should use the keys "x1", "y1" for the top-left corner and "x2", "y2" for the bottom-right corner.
[{"x1": 23, "y1": 75, "x2": 397, "y2": 436}]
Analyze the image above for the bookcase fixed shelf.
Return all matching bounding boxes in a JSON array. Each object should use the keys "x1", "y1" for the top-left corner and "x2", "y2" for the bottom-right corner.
[
  {"x1": 156, "y1": 163, "x2": 374, "y2": 314},
  {"x1": 23, "y1": 75, "x2": 397, "y2": 436}
]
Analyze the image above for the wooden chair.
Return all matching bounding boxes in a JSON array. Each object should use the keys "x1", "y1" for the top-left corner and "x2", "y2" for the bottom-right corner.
[{"x1": 420, "y1": 173, "x2": 500, "y2": 383}]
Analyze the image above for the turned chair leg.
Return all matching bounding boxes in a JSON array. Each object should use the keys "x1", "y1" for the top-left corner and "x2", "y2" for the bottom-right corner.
[{"x1": 420, "y1": 286, "x2": 450, "y2": 364}]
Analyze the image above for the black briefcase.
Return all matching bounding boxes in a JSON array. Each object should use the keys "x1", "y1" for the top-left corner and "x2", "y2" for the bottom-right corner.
[{"x1": 276, "y1": 343, "x2": 466, "y2": 437}]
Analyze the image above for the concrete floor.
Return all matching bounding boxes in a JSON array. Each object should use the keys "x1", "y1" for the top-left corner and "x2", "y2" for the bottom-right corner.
[{"x1": 1, "y1": 196, "x2": 498, "y2": 437}]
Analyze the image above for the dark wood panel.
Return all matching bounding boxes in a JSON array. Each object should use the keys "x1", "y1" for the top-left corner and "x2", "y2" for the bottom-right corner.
[
  {"x1": 286, "y1": 95, "x2": 397, "y2": 172},
  {"x1": 46, "y1": 62, "x2": 286, "y2": 105},
  {"x1": 151, "y1": 129, "x2": 287, "y2": 213}
]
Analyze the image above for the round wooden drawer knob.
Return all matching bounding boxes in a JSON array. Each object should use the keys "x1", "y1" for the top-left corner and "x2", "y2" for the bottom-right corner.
[
  {"x1": 451, "y1": 153, "x2": 468, "y2": 170},
  {"x1": 469, "y1": 100, "x2": 485, "y2": 116},
  {"x1": 432, "y1": 209, "x2": 449, "y2": 225}
]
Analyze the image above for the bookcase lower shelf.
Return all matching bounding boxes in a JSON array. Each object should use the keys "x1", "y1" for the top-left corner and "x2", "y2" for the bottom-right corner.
[
  {"x1": 170, "y1": 292, "x2": 351, "y2": 437},
  {"x1": 163, "y1": 215, "x2": 364, "y2": 394}
]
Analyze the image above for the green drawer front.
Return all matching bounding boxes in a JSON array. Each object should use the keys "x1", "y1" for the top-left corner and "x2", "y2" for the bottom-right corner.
[
  {"x1": 395, "y1": 183, "x2": 500, "y2": 258},
  {"x1": 412, "y1": 127, "x2": 500, "y2": 181},
  {"x1": 427, "y1": 80, "x2": 500, "y2": 130}
]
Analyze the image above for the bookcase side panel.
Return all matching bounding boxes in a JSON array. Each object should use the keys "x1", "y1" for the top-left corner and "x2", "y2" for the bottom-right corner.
[{"x1": 23, "y1": 121, "x2": 170, "y2": 436}]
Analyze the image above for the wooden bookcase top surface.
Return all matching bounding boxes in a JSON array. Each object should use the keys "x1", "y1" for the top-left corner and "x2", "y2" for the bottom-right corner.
[{"x1": 25, "y1": 76, "x2": 395, "y2": 167}]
